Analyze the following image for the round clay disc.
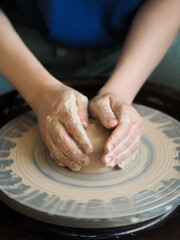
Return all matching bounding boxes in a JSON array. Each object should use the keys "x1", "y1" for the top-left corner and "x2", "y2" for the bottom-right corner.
[{"x1": 0, "y1": 105, "x2": 179, "y2": 228}]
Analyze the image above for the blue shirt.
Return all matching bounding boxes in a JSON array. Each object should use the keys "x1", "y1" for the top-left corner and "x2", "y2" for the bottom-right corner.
[{"x1": 16, "y1": 0, "x2": 142, "y2": 48}]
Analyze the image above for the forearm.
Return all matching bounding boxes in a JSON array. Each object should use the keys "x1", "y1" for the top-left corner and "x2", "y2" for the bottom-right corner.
[
  {"x1": 0, "y1": 10, "x2": 63, "y2": 112},
  {"x1": 101, "y1": 0, "x2": 180, "y2": 104}
]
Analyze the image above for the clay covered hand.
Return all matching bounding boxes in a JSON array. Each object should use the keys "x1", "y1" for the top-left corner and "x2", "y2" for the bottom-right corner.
[
  {"x1": 89, "y1": 92, "x2": 143, "y2": 168},
  {"x1": 37, "y1": 83, "x2": 93, "y2": 171}
]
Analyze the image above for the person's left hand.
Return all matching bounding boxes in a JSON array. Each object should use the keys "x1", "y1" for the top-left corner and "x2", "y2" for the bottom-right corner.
[{"x1": 89, "y1": 92, "x2": 143, "y2": 168}]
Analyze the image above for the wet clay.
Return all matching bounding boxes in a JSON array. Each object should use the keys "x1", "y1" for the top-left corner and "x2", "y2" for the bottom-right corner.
[
  {"x1": 3, "y1": 109, "x2": 179, "y2": 201},
  {"x1": 85, "y1": 119, "x2": 134, "y2": 169},
  {"x1": 0, "y1": 105, "x2": 179, "y2": 228},
  {"x1": 85, "y1": 119, "x2": 111, "y2": 169}
]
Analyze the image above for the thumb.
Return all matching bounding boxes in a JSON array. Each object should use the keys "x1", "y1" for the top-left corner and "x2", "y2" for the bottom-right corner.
[{"x1": 90, "y1": 95, "x2": 118, "y2": 129}]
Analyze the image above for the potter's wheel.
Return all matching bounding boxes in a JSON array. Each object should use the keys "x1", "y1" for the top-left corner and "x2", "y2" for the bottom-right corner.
[{"x1": 0, "y1": 104, "x2": 179, "y2": 229}]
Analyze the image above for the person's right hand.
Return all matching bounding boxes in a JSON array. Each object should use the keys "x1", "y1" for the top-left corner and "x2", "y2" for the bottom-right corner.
[{"x1": 35, "y1": 81, "x2": 93, "y2": 171}]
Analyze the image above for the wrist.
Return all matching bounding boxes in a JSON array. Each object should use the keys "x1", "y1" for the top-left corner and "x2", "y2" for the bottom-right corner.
[
  {"x1": 27, "y1": 75, "x2": 65, "y2": 114},
  {"x1": 99, "y1": 82, "x2": 134, "y2": 105}
]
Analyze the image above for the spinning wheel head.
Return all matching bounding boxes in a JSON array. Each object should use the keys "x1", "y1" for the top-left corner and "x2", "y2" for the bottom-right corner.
[{"x1": 0, "y1": 105, "x2": 179, "y2": 228}]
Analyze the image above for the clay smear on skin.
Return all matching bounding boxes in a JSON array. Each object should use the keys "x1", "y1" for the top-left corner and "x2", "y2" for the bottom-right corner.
[
  {"x1": 117, "y1": 150, "x2": 138, "y2": 169},
  {"x1": 46, "y1": 115, "x2": 53, "y2": 124},
  {"x1": 44, "y1": 93, "x2": 92, "y2": 169},
  {"x1": 108, "y1": 133, "x2": 138, "y2": 168},
  {"x1": 64, "y1": 92, "x2": 92, "y2": 153},
  {"x1": 79, "y1": 94, "x2": 88, "y2": 103},
  {"x1": 47, "y1": 92, "x2": 92, "y2": 154},
  {"x1": 92, "y1": 96, "x2": 115, "y2": 126},
  {"x1": 46, "y1": 100, "x2": 134, "y2": 170},
  {"x1": 116, "y1": 109, "x2": 131, "y2": 124}
]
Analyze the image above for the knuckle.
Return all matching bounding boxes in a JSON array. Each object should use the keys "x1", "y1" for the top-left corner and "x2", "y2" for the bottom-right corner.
[
  {"x1": 52, "y1": 104, "x2": 64, "y2": 115},
  {"x1": 52, "y1": 127, "x2": 63, "y2": 142},
  {"x1": 68, "y1": 123, "x2": 78, "y2": 133},
  {"x1": 79, "y1": 94, "x2": 88, "y2": 104},
  {"x1": 69, "y1": 161, "x2": 81, "y2": 171}
]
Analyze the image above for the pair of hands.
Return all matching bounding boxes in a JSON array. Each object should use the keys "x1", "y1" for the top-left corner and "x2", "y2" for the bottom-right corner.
[{"x1": 37, "y1": 82, "x2": 143, "y2": 171}]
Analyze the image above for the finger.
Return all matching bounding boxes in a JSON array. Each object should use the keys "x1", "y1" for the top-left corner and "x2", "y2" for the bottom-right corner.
[
  {"x1": 51, "y1": 153, "x2": 82, "y2": 171},
  {"x1": 62, "y1": 92, "x2": 93, "y2": 154},
  {"x1": 90, "y1": 96, "x2": 118, "y2": 129},
  {"x1": 50, "y1": 121, "x2": 90, "y2": 167},
  {"x1": 117, "y1": 150, "x2": 138, "y2": 169},
  {"x1": 104, "y1": 122, "x2": 131, "y2": 153},
  {"x1": 104, "y1": 135, "x2": 141, "y2": 168},
  {"x1": 115, "y1": 106, "x2": 131, "y2": 123},
  {"x1": 76, "y1": 93, "x2": 89, "y2": 128},
  {"x1": 45, "y1": 133, "x2": 82, "y2": 172},
  {"x1": 115, "y1": 104, "x2": 143, "y2": 125},
  {"x1": 104, "y1": 104, "x2": 141, "y2": 152},
  {"x1": 103, "y1": 124, "x2": 142, "y2": 165},
  {"x1": 64, "y1": 118, "x2": 93, "y2": 154},
  {"x1": 50, "y1": 153, "x2": 65, "y2": 167}
]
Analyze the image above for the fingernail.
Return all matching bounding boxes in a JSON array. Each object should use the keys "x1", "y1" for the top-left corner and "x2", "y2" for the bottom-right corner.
[
  {"x1": 70, "y1": 161, "x2": 81, "y2": 171},
  {"x1": 109, "y1": 160, "x2": 116, "y2": 168},
  {"x1": 108, "y1": 120, "x2": 118, "y2": 127},
  {"x1": 82, "y1": 121, "x2": 88, "y2": 128},
  {"x1": 78, "y1": 157, "x2": 90, "y2": 167},
  {"x1": 106, "y1": 143, "x2": 113, "y2": 152},
  {"x1": 117, "y1": 159, "x2": 130, "y2": 169}
]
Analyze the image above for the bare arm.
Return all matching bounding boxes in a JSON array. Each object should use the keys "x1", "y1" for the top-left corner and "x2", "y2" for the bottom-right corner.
[
  {"x1": 0, "y1": 9, "x2": 93, "y2": 171},
  {"x1": 0, "y1": 9, "x2": 58, "y2": 111},
  {"x1": 90, "y1": 0, "x2": 180, "y2": 168},
  {"x1": 101, "y1": 0, "x2": 180, "y2": 103}
]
